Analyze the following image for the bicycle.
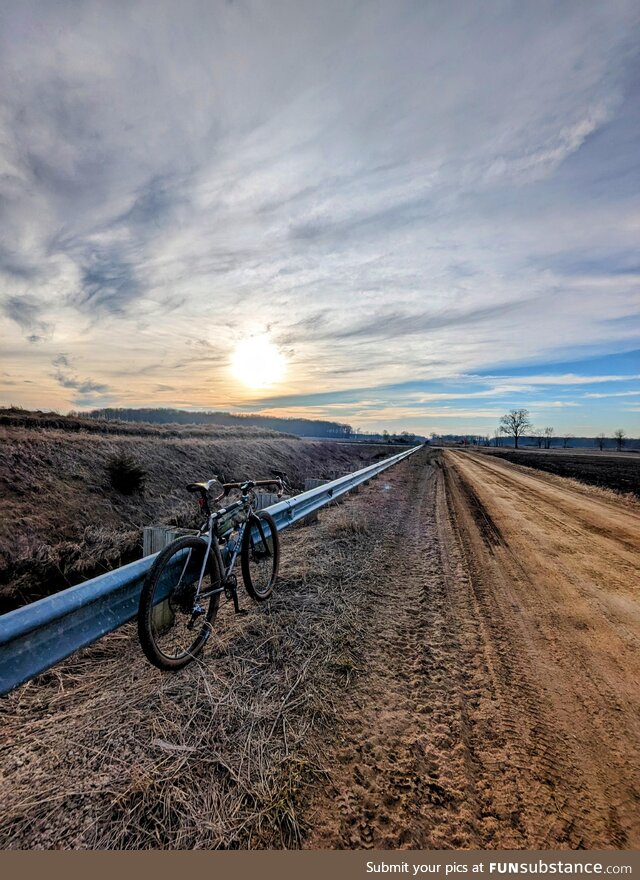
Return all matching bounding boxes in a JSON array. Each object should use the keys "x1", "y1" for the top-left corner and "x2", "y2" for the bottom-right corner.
[{"x1": 137, "y1": 471, "x2": 290, "y2": 670}]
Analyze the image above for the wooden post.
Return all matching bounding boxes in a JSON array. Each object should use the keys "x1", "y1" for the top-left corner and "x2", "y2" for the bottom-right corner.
[
  {"x1": 143, "y1": 526, "x2": 198, "y2": 556},
  {"x1": 254, "y1": 492, "x2": 279, "y2": 510}
]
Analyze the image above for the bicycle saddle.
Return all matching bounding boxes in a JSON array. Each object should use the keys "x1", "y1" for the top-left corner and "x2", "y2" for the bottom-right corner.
[{"x1": 186, "y1": 478, "x2": 219, "y2": 493}]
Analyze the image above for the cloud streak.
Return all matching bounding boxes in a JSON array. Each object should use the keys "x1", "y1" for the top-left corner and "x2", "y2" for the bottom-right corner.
[{"x1": 0, "y1": 1, "x2": 638, "y2": 433}]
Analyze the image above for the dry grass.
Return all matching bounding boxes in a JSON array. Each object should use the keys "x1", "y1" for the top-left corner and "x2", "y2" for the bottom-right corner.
[
  {"x1": 0, "y1": 420, "x2": 382, "y2": 610},
  {"x1": 0, "y1": 498, "x2": 381, "y2": 849},
  {"x1": 0, "y1": 407, "x2": 288, "y2": 440},
  {"x1": 326, "y1": 510, "x2": 371, "y2": 536}
]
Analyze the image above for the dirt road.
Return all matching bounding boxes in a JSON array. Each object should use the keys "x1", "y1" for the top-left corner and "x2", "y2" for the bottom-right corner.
[
  {"x1": 303, "y1": 449, "x2": 640, "y2": 849},
  {"x1": 2, "y1": 448, "x2": 639, "y2": 849}
]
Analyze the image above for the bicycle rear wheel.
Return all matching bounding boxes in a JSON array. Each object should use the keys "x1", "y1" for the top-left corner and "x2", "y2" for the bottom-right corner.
[
  {"x1": 138, "y1": 536, "x2": 221, "y2": 670},
  {"x1": 241, "y1": 510, "x2": 280, "y2": 601}
]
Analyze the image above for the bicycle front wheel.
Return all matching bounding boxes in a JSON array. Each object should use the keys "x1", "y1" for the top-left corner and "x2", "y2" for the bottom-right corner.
[
  {"x1": 138, "y1": 536, "x2": 221, "y2": 670},
  {"x1": 241, "y1": 510, "x2": 280, "y2": 601}
]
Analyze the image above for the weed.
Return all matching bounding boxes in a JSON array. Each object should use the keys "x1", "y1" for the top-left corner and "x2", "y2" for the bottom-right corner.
[
  {"x1": 107, "y1": 454, "x2": 147, "y2": 495},
  {"x1": 327, "y1": 511, "x2": 371, "y2": 536}
]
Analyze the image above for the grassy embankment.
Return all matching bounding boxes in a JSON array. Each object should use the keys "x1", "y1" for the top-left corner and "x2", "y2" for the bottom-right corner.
[{"x1": 0, "y1": 408, "x2": 382, "y2": 610}]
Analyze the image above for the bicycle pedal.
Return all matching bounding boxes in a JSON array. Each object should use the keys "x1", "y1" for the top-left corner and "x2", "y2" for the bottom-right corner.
[{"x1": 235, "y1": 608, "x2": 249, "y2": 617}]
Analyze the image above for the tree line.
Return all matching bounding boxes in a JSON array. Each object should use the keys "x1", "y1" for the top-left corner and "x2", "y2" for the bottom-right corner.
[
  {"x1": 430, "y1": 412, "x2": 634, "y2": 451},
  {"x1": 495, "y1": 409, "x2": 630, "y2": 451},
  {"x1": 79, "y1": 407, "x2": 425, "y2": 443},
  {"x1": 80, "y1": 407, "x2": 355, "y2": 438}
]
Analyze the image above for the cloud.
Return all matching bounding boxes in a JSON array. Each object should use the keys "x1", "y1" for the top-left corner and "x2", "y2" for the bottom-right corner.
[
  {"x1": 529, "y1": 400, "x2": 581, "y2": 408},
  {"x1": 0, "y1": 1, "x2": 639, "y2": 432},
  {"x1": 478, "y1": 373, "x2": 640, "y2": 387},
  {"x1": 0, "y1": 244, "x2": 39, "y2": 280},
  {"x1": 54, "y1": 371, "x2": 109, "y2": 394},
  {"x1": 51, "y1": 356, "x2": 109, "y2": 395},
  {"x1": 3, "y1": 295, "x2": 43, "y2": 328},
  {"x1": 584, "y1": 390, "x2": 640, "y2": 398},
  {"x1": 330, "y1": 299, "x2": 543, "y2": 342},
  {"x1": 2, "y1": 294, "x2": 53, "y2": 340},
  {"x1": 74, "y1": 247, "x2": 141, "y2": 314}
]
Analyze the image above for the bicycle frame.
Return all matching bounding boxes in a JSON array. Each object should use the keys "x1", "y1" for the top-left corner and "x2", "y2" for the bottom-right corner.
[
  {"x1": 188, "y1": 494, "x2": 274, "y2": 606},
  {"x1": 137, "y1": 473, "x2": 284, "y2": 670}
]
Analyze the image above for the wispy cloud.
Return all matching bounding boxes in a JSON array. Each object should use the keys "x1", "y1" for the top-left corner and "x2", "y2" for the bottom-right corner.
[
  {"x1": 51, "y1": 356, "x2": 109, "y2": 397},
  {"x1": 0, "y1": 1, "x2": 639, "y2": 432},
  {"x1": 478, "y1": 373, "x2": 640, "y2": 387},
  {"x1": 584, "y1": 390, "x2": 640, "y2": 398},
  {"x1": 2, "y1": 294, "x2": 53, "y2": 341}
]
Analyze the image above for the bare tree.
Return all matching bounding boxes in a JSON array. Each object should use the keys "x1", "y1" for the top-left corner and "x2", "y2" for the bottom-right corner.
[
  {"x1": 499, "y1": 409, "x2": 532, "y2": 449},
  {"x1": 614, "y1": 428, "x2": 626, "y2": 452},
  {"x1": 543, "y1": 426, "x2": 554, "y2": 449},
  {"x1": 595, "y1": 432, "x2": 606, "y2": 451},
  {"x1": 493, "y1": 428, "x2": 504, "y2": 447},
  {"x1": 562, "y1": 433, "x2": 574, "y2": 449},
  {"x1": 530, "y1": 426, "x2": 544, "y2": 448}
]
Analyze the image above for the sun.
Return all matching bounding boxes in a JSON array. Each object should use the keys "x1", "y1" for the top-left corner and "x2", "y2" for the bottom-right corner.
[{"x1": 231, "y1": 336, "x2": 286, "y2": 389}]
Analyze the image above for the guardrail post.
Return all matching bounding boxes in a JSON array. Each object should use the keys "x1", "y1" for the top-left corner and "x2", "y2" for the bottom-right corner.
[
  {"x1": 254, "y1": 492, "x2": 279, "y2": 511},
  {"x1": 143, "y1": 526, "x2": 197, "y2": 557},
  {"x1": 301, "y1": 479, "x2": 327, "y2": 523}
]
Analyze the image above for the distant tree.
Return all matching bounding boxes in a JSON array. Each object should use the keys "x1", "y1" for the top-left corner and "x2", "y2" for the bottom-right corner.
[
  {"x1": 382, "y1": 429, "x2": 390, "y2": 443},
  {"x1": 595, "y1": 433, "x2": 607, "y2": 451},
  {"x1": 562, "y1": 433, "x2": 574, "y2": 449},
  {"x1": 493, "y1": 429, "x2": 503, "y2": 447},
  {"x1": 530, "y1": 427, "x2": 544, "y2": 448},
  {"x1": 614, "y1": 429, "x2": 626, "y2": 452},
  {"x1": 499, "y1": 409, "x2": 532, "y2": 449},
  {"x1": 543, "y1": 426, "x2": 554, "y2": 449}
]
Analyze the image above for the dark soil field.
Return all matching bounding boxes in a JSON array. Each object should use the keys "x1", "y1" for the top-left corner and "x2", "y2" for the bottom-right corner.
[{"x1": 482, "y1": 448, "x2": 640, "y2": 497}]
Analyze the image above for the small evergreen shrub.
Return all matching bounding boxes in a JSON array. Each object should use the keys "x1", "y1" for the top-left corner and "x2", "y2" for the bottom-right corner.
[{"x1": 107, "y1": 454, "x2": 146, "y2": 495}]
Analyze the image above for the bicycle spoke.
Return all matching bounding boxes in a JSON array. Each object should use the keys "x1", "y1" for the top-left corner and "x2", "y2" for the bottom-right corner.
[{"x1": 138, "y1": 537, "x2": 220, "y2": 669}]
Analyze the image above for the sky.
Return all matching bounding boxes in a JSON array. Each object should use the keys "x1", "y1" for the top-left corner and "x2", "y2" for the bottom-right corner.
[{"x1": 1, "y1": 0, "x2": 639, "y2": 437}]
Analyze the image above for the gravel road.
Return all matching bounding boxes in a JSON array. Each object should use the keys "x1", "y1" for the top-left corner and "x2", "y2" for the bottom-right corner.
[
  {"x1": 2, "y1": 447, "x2": 638, "y2": 849},
  {"x1": 303, "y1": 448, "x2": 640, "y2": 848}
]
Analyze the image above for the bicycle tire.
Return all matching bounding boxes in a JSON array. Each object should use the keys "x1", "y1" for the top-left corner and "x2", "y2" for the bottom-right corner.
[
  {"x1": 138, "y1": 536, "x2": 221, "y2": 670},
  {"x1": 240, "y1": 510, "x2": 280, "y2": 601}
]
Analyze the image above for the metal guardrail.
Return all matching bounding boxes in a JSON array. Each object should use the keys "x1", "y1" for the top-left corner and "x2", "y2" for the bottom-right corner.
[{"x1": 0, "y1": 445, "x2": 421, "y2": 695}]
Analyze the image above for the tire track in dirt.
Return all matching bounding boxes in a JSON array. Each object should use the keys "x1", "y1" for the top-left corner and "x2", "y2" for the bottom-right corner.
[
  {"x1": 443, "y1": 451, "x2": 640, "y2": 848},
  {"x1": 305, "y1": 450, "x2": 488, "y2": 848},
  {"x1": 302, "y1": 448, "x2": 640, "y2": 849},
  {"x1": 304, "y1": 449, "x2": 539, "y2": 848}
]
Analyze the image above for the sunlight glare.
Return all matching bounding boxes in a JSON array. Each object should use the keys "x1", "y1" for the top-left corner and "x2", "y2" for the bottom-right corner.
[{"x1": 231, "y1": 336, "x2": 286, "y2": 389}]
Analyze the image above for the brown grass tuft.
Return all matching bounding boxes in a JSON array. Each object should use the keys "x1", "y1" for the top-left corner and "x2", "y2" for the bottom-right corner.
[{"x1": 326, "y1": 511, "x2": 371, "y2": 536}]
